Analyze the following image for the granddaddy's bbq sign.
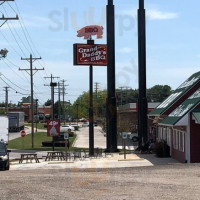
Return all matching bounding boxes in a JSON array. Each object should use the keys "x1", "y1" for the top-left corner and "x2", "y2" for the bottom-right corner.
[
  {"x1": 73, "y1": 25, "x2": 107, "y2": 66},
  {"x1": 74, "y1": 44, "x2": 107, "y2": 66}
]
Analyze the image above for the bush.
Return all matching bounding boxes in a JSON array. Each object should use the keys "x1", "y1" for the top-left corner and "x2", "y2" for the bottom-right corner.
[{"x1": 155, "y1": 140, "x2": 170, "y2": 158}]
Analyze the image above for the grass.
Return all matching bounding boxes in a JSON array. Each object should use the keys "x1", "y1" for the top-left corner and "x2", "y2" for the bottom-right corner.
[
  {"x1": 8, "y1": 132, "x2": 77, "y2": 151},
  {"x1": 24, "y1": 123, "x2": 47, "y2": 130}
]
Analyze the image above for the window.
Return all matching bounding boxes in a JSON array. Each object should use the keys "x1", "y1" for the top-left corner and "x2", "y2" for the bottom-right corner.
[
  {"x1": 173, "y1": 129, "x2": 178, "y2": 149},
  {"x1": 179, "y1": 131, "x2": 185, "y2": 152},
  {"x1": 173, "y1": 129, "x2": 185, "y2": 152}
]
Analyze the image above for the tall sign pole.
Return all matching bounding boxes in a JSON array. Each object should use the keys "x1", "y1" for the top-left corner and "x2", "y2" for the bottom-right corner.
[
  {"x1": 88, "y1": 39, "x2": 94, "y2": 156},
  {"x1": 74, "y1": 25, "x2": 107, "y2": 156},
  {"x1": 106, "y1": 0, "x2": 117, "y2": 152},
  {"x1": 138, "y1": 0, "x2": 148, "y2": 145}
]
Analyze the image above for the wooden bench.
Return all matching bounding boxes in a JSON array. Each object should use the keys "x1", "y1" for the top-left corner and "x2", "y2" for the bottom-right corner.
[
  {"x1": 45, "y1": 151, "x2": 65, "y2": 161},
  {"x1": 19, "y1": 153, "x2": 40, "y2": 163}
]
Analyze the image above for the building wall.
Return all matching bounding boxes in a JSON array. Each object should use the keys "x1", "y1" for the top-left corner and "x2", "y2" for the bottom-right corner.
[
  {"x1": 158, "y1": 126, "x2": 186, "y2": 163},
  {"x1": 190, "y1": 113, "x2": 200, "y2": 163}
]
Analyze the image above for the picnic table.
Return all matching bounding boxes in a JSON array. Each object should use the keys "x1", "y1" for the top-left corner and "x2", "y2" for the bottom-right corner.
[
  {"x1": 45, "y1": 151, "x2": 65, "y2": 161},
  {"x1": 19, "y1": 153, "x2": 40, "y2": 163}
]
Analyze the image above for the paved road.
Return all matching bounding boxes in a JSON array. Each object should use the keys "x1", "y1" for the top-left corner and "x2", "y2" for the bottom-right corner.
[
  {"x1": 74, "y1": 126, "x2": 136, "y2": 150},
  {"x1": 73, "y1": 126, "x2": 106, "y2": 149},
  {"x1": 1, "y1": 164, "x2": 200, "y2": 200}
]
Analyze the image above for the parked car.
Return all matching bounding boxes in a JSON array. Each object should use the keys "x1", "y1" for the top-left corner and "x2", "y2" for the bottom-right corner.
[
  {"x1": 129, "y1": 132, "x2": 138, "y2": 142},
  {"x1": 60, "y1": 125, "x2": 75, "y2": 133},
  {"x1": 0, "y1": 141, "x2": 10, "y2": 170},
  {"x1": 82, "y1": 122, "x2": 89, "y2": 127}
]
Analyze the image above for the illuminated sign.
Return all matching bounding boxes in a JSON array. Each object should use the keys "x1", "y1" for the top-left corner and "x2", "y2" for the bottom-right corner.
[{"x1": 73, "y1": 44, "x2": 107, "y2": 66}]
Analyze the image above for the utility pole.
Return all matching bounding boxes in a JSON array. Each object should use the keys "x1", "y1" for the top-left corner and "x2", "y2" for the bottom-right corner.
[
  {"x1": 119, "y1": 86, "x2": 125, "y2": 106},
  {"x1": 20, "y1": 54, "x2": 43, "y2": 148},
  {"x1": 94, "y1": 82, "x2": 100, "y2": 99},
  {"x1": 60, "y1": 80, "x2": 68, "y2": 124},
  {"x1": 57, "y1": 82, "x2": 61, "y2": 121},
  {"x1": 3, "y1": 86, "x2": 9, "y2": 113},
  {"x1": 0, "y1": 0, "x2": 18, "y2": 27},
  {"x1": 44, "y1": 74, "x2": 59, "y2": 151},
  {"x1": 35, "y1": 99, "x2": 38, "y2": 132}
]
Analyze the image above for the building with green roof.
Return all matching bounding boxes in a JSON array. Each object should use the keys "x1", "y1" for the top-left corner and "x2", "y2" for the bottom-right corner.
[{"x1": 149, "y1": 72, "x2": 200, "y2": 163}]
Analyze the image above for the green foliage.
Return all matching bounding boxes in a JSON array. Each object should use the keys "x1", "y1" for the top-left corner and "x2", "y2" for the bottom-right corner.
[
  {"x1": 0, "y1": 109, "x2": 5, "y2": 115},
  {"x1": 44, "y1": 99, "x2": 52, "y2": 106},
  {"x1": 147, "y1": 85, "x2": 172, "y2": 102},
  {"x1": 69, "y1": 84, "x2": 172, "y2": 120}
]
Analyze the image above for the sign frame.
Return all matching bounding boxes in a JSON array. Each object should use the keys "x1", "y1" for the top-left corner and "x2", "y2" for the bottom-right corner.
[
  {"x1": 73, "y1": 43, "x2": 107, "y2": 66},
  {"x1": 47, "y1": 120, "x2": 60, "y2": 137},
  {"x1": 122, "y1": 132, "x2": 128, "y2": 140},
  {"x1": 64, "y1": 133, "x2": 69, "y2": 140}
]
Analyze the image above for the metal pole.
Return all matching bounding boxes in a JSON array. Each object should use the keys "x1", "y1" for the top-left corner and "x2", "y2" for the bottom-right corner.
[
  {"x1": 138, "y1": 0, "x2": 148, "y2": 145},
  {"x1": 106, "y1": 0, "x2": 117, "y2": 152},
  {"x1": 88, "y1": 39, "x2": 94, "y2": 156}
]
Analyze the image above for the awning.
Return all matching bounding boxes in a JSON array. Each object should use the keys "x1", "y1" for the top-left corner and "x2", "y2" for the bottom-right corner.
[{"x1": 192, "y1": 112, "x2": 200, "y2": 124}]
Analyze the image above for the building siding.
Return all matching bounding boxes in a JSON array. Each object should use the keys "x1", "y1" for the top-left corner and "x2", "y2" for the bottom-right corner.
[{"x1": 190, "y1": 113, "x2": 200, "y2": 163}]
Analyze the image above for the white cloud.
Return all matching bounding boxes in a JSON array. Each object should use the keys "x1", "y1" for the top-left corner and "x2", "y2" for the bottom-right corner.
[
  {"x1": 147, "y1": 10, "x2": 178, "y2": 20},
  {"x1": 117, "y1": 47, "x2": 133, "y2": 54},
  {"x1": 120, "y1": 8, "x2": 178, "y2": 20}
]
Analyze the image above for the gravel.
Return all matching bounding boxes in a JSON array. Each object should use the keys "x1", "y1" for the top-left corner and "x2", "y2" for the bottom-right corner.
[{"x1": 1, "y1": 164, "x2": 200, "y2": 200}]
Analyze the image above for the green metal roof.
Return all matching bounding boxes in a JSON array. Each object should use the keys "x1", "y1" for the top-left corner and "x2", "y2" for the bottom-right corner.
[
  {"x1": 192, "y1": 111, "x2": 200, "y2": 124},
  {"x1": 149, "y1": 71, "x2": 200, "y2": 116},
  {"x1": 160, "y1": 88, "x2": 200, "y2": 125}
]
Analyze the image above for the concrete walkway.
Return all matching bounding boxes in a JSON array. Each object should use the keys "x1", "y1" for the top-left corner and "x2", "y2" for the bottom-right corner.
[
  {"x1": 8, "y1": 126, "x2": 180, "y2": 170},
  {"x1": 73, "y1": 126, "x2": 135, "y2": 150},
  {"x1": 9, "y1": 151, "x2": 180, "y2": 171},
  {"x1": 73, "y1": 126, "x2": 106, "y2": 149}
]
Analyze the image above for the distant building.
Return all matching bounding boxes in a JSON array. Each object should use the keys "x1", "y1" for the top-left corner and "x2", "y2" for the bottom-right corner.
[{"x1": 118, "y1": 102, "x2": 160, "y2": 138}]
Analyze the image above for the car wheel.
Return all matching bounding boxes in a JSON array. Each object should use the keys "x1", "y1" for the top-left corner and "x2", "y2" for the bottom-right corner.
[
  {"x1": 5, "y1": 162, "x2": 10, "y2": 170},
  {"x1": 132, "y1": 136, "x2": 138, "y2": 142}
]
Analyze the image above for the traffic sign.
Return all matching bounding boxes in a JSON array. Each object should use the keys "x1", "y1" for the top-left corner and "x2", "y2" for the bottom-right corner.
[
  {"x1": 122, "y1": 132, "x2": 127, "y2": 139},
  {"x1": 64, "y1": 133, "x2": 69, "y2": 140},
  {"x1": 21, "y1": 130, "x2": 26, "y2": 137}
]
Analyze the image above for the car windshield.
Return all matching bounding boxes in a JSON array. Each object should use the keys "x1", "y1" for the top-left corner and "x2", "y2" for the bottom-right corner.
[{"x1": 0, "y1": 143, "x2": 6, "y2": 153}]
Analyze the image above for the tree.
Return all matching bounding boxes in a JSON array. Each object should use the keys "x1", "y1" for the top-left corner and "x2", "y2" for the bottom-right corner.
[
  {"x1": 44, "y1": 99, "x2": 52, "y2": 106},
  {"x1": 147, "y1": 85, "x2": 172, "y2": 102}
]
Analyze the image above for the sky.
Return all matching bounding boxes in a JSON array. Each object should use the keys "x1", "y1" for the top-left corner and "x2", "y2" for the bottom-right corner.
[{"x1": 1, "y1": 0, "x2": 200, "y2": 105}]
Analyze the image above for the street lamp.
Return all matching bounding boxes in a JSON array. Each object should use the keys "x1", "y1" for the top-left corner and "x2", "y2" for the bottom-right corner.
[{"x1": 0, "y1": 48, "x2": 8, "y2": 59}]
